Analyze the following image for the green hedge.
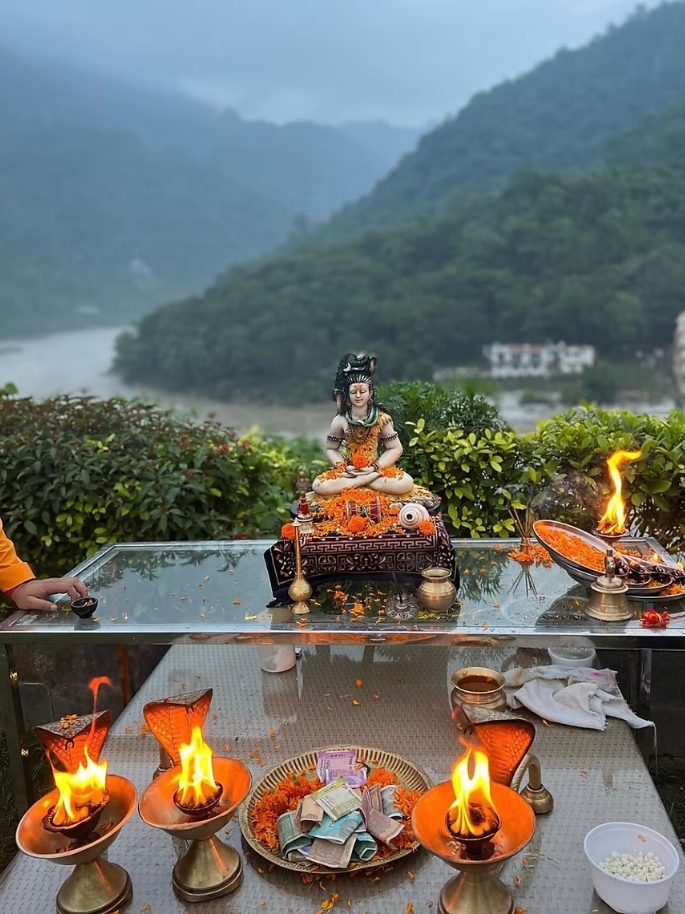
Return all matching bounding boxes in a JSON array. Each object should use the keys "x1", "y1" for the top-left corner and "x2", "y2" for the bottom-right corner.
[
  {"x1": 409, "y1": 406, "x2": 685, "y2": 552},
  {"x1": 0, "y1": 394, "x2": 304, "y2": 577},
  {"x1": 2, "y1": 390, "x2": 685, "y2": 580}
]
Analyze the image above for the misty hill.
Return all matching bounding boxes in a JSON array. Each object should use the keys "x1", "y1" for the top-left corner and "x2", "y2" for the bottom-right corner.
[
  {"x1": 114, "y1": 98, "x2": 685, "y2": 402},
  {"x1": 0, "y1": 47, "x2": 420, "y2": 336},
  {"x1": 318, "y1": 1, "x2": 685, "y2": 241}
]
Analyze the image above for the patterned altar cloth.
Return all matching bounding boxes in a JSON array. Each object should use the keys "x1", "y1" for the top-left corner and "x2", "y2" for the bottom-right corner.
[{"x1": 264, "y1": 514, "x2": 457, "y2": 602}]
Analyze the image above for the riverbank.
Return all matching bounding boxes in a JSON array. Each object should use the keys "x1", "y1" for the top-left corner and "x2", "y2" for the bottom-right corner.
[{"x1": 0, "y1": 327, "x2": 678, "y2": 437}]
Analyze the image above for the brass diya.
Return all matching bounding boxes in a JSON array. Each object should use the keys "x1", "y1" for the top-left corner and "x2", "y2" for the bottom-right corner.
[
  {"x1": 139, "y1": 756, "x2": 252, "y2": 902},
  {"x1": 17, "y1": 775, "x2": 136, "y2": 914},
  {"x1": 18, "y1": 711, "x2": 134, "y2": 914},
  {"x1": 412, "y1": 779, "x2": 535, "y2": 914}
]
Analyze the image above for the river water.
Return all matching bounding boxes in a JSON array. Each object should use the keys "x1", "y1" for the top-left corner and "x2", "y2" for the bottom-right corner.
[
  {"x1": 0, "y1": 327, "x2": 676, "y2": 436},
  {"x1": 0, "y1": 327, "x2": 334, "y2": 438}
]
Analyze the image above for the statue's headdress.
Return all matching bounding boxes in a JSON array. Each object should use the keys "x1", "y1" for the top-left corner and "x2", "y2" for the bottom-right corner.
[{"x1": 333, "y1": 353, "x2": 377, "y2": 415}]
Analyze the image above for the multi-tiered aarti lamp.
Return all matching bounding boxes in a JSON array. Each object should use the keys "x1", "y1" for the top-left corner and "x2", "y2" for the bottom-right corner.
[
  {"x1": 16, "y1": 706, "x2": 136, "y2": 914},
  {"x1": 139, "y1": 690, "x2": 251, "y2": 902}
]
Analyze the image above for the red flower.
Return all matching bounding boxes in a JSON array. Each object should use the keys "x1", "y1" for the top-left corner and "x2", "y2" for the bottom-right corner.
[{"x1": 640, "y1": 610, "x2": 670, "y2": 628}]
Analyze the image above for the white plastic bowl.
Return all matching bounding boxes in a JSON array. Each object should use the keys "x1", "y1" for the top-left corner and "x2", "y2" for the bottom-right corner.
[
  {"x1": 547, "y1": 645, "x2": 597, "y2": 669},
  {"x1": 584, "y1": 822, "x2": 680, "y2": 914}
]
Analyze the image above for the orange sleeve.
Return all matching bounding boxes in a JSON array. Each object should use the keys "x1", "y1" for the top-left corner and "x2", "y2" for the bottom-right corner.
[{"x1": 0, "y1": 515, "x2": 34, "y2": 592}]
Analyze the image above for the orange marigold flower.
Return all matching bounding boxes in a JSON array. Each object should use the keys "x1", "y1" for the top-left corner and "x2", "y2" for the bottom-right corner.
[
  {"x1": 281, "y1": 523, "x2": 296, "y2": 540},
  {"x1": 418, "y1": 519, "x2": 436, "y2": 536},
  {"x1": 351, "y1": 453, "x2": 367, "y2": 469},
  {"x1": 347, "y1": 515, "x2": 368, "y2": 534}
]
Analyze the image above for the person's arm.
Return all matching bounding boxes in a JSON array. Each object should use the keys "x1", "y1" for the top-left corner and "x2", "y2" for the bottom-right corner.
[
  {"x1": 0, "y1": 515, "x2": 88, "y2": 611},
  {"x1": 0, "y1": 516, "x2": 34, "y2": 593}
]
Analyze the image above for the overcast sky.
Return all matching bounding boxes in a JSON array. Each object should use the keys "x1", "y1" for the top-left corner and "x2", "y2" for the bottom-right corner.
[{"x1": 0, "y1": 0, "x2": 663, "y2": 125}]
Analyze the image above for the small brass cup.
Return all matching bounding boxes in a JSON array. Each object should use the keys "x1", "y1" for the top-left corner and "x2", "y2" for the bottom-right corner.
[{"x1": 450, "y1": 666, "x2": 507, "y2": 713}]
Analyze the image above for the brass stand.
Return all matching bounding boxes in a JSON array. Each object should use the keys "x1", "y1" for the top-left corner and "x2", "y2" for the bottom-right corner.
[
  {"x1": 585, "y1": 548, "x2": 633, "y2": 622},
  {"x1": 413, "y1": 781, "x2": 535, "y2": 914},
  {"x1": 139, "y1": 757, "x2": 251, "y2": 904},
  {"x1": 16, "y1": 775, "x2": 136, "y2": 914},
  {"x1": 288, "y1": 519, "x2": 312, "y2": 615}
]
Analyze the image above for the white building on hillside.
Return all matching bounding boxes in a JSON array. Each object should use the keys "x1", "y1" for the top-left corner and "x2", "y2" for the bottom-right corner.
[{"x1": 485, "y1": 342, "x2": 595, "y2": 379}]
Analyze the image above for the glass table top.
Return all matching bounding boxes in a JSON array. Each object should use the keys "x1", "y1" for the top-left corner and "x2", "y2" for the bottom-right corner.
[{"x1": 1, "y1": 538, "x2": 683, "y2": 647}]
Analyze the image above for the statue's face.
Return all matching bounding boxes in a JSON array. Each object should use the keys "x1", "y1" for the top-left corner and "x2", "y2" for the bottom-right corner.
[{"x1": 349, "y1": 382, "x2": 370, "y2": 410}]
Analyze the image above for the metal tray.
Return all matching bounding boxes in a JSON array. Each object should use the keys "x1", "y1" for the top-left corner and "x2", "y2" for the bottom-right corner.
[
  {"x1": 533, "y1": 520, "x2": 681, "y2": 599},
  {"x1": 533, "y1": 520, "x2": 610, "y2": 573},
  {"x1": 239, "y1": 744, "x2": 431, "y2": 875}
]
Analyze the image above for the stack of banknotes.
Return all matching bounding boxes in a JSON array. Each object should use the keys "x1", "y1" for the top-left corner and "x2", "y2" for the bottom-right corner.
[{"x1": 277, "y1": 750, "x2": 407, "y2": 868}]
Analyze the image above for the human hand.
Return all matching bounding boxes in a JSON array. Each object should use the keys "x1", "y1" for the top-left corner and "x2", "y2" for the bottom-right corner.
[{"x1": 11, "y1": 577, "x2": 88, "y2": 612}]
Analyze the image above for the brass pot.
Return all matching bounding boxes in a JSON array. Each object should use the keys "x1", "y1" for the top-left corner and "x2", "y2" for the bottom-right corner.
[
  {"x1": 416, "y1": 567, "x2": 457, "y2": 613},
  {"x1": 450, "y1": 666, "x2": 507, "y2": 712}
]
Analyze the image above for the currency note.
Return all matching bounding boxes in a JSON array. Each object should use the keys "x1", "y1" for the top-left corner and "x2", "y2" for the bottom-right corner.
[
  {"x1": 353, "y1": 832, "x2": 378, "y2": 861},
  {"x1": 309, "y1": 811, "x2": 363, "y2": 844},
  {"x1": 300, "y1": 834, "x2": 356, "y2": 869},
  {"x1": 296, "y1": 794, "x2": 324, "y2": 829},
  {"x1": 369, "y1": 783, "x2": 382, "y2": 812},
  {"x1": 317, "y1": 749, "x2": 367, "y2": 787},
  {"x1": 312, "y1": 777, "x2": 362, "y2": 821},
  {"x1": 366, "y1": 807, "x2": 405, "y2": 846},
  {"x1": 380, "y1": 785, "x2": 403, "y2": 819},
  {"x1": 277, "y1": 811, "x2": 312, "y2": 860}
]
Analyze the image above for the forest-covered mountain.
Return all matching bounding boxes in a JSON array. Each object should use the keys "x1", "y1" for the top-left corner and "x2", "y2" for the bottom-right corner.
[
  {"x1": 0, "y1": 47, "x2": 420, "y2": 336},
  {"x1": 114, "y1": 95, "x2": 685, "y2": 402},
  {"x1": 317, "y1": 1, "x2": 685, "y2": 242}
]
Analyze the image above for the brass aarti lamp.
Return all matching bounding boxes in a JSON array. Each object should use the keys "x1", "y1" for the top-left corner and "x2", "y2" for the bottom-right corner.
[
  {"x1": 412, "y1": 777, "x2": 535, "y2": 914},
  {"x1": 139, "y1": 721, "x2": 251, "y2": 902},
  {"x1": 16, "y1": 712, "x2": 136, "y2": 914}
]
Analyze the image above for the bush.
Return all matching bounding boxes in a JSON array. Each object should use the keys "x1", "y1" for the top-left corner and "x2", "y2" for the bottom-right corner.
[
  {"x1": 408, "y1": 419, "x2": 532, "y2": 537},
  {"x1": 408, "y1": 404, "x2": 685, "y2": 551},
  {"x1": 0, "y1": 395, "x2": 306, "y2": 577},
  {"x1": 378, "y1": 381, "x2": 506, "y2": 449}
]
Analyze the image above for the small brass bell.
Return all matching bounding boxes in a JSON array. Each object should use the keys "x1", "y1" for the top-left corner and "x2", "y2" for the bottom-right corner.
[{"x1": 585, "y1": 547, "x2": 633, "y2": 622}]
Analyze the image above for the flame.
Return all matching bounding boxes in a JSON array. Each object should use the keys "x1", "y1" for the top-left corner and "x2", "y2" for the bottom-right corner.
[
  {"x1": 597, "y1": 450, "x2": 642, "y2": 535},
  {"x1": 51, "y1": 748, "x2": 108, "y2": 826},
  {"x1": 176, "y1": 726, "x2": 218, "y2": 807},
  {"x1": 86, "y1": 676, "x2": 112, "y2": 745},
  {"x1": 447, "y1": 745, "x2": 500, "y2": 839}
]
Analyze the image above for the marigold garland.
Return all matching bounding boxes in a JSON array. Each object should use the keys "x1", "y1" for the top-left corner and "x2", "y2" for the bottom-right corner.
[
  {"x1": 418, "y1": 519, "x2": 436, "y2": 536},
  {"x1": 351, "y1": 453, "x2": 368, "y2": 469},
  {"x1": 250, "y1": 767, "x2": 422, "y2": 860}
]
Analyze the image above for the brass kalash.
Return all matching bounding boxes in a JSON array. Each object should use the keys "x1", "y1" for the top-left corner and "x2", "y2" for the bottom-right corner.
[
  {"x1": 15, "y1": 679, "x2": 136, "y2": 914},
  {"x1": 139, "y1": 688, "x2": 252, "y2": 902},
  {"x1": 412, "y1": 704, "x2": 553, "y2": 914}
]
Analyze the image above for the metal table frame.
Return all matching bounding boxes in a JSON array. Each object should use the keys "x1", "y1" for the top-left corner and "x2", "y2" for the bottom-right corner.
[{"x1": 1, "y1": 537, "x2": 680, "y2": 815}]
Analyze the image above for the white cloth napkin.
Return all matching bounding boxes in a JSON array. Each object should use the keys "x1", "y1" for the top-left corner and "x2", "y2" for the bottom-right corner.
[{"x1": 504, "y1": 665, "x2": 653, "y2": 731}]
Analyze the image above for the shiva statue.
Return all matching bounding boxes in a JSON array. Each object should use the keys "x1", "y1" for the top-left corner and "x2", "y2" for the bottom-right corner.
[{"x1": 312, "y1": 353, "x2": 414, "y2": 497}]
